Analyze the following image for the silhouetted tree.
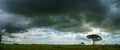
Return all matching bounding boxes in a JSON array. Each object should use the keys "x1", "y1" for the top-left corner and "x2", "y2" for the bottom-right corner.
[
  {"x1": 87, "y1": 34, "x2": 102, "y2": 45},
  {"x1": 80, "y1": 42, "x2": 85, "y2": 45},
  {"x1": 13, "y1": 43, "x2": 19, "y2": 45},
  {"x1": 0, "y1": 35, "x2": 1, "y2": 43},
  {"x1": 0, "y1": 30, "x2": 6, "y2": 44}
]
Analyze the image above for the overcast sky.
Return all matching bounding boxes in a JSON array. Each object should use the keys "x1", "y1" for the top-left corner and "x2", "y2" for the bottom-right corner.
[
  {"x1": 2, "y1": 28, "x2": 120, "y2": 45},
  {"x1": 0, "y1": 0, "x2": 120, "y2": 44}
]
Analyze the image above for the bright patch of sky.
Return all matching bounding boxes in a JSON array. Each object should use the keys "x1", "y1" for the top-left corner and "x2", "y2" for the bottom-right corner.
[{"x1": 1, "y1": 27, "x2": 120, "y2": 45}]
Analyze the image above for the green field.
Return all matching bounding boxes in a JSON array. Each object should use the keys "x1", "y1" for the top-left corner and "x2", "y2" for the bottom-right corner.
[{"x1": 0, "y1": 44, "x2": 120, "y2": 50}]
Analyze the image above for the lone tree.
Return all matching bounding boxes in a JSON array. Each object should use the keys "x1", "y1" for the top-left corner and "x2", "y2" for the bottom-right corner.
[
  {"x1": 86, "y1": 34, "x2": 102, "y2": 45},
  {"x1": 0, "y1": 35, "x2": 1, "y2": 43},
  {"x1": 0, "y1": 29, "x2": 6, "y2": 43},
  {"x1": 80, "y1": 42, "x2": 85, "y2": 45}
]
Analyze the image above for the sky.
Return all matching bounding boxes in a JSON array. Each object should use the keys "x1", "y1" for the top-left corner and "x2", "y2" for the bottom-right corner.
[
  {"x1": 0, "y1": 0, "x2": 120, "y2": 44},
  {"x1": 1, "y1": 27, "x2": 120, "y2": 45}
]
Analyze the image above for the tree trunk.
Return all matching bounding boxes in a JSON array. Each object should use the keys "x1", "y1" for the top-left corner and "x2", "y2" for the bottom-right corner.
[
  {"x1": 92, "y1": 39, "x2": 95, "y2": 45},
  {"x1": 0, "y1": 35, "x2": 1, "y2": 43},
  {"x1": 93, "y1": 41, "x2": 95, "y2": 45}
]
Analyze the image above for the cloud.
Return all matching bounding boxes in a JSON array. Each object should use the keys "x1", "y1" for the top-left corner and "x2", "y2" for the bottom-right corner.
[
  {"x1": 0, "y1": 0, "x2": 120, "y2": 34},
  {"x1": 1, "y1": 28, "x2": 120, "y2": 44},
  {"x1": 1, "y1": 0, "x2": 103, "y2": 15},
  {"x1": 100, "y1": 0, "x2": 120, "y2": 33},
  {"x1": 0, "y1": 0, "x2": 107, "y2": 34},
  {"x1": 0, "y1": 9, "x2": 32, "y2": 35},
  {"x1": 1, "y1": 0, "x2": 120, "y2": 44}
]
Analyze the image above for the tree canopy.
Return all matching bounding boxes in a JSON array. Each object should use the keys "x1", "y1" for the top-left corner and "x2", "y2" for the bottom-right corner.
[{"x1": 87, "y1": 34, "x2": 102, "y2": 45}]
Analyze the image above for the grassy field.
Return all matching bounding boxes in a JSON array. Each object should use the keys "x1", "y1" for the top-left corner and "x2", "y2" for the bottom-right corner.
[{"x1": 0, "y1": 44, "x2": 120, "y2": 50}]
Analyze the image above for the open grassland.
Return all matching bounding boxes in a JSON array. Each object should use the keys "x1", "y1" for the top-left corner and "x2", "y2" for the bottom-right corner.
[{"x1": 0, "y1": 44, "x2": 120, "y2": 50}]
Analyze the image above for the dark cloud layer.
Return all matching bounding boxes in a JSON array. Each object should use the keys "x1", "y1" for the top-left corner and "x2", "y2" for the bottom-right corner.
[
  {"x1": 1, "y1": 0, "x2": 103, "y2": 15},
  {"x1": 0, "y1": 0, "x2": 120, "y2": 34},
  {"x1": 0, "y1": 11, "x2": 31, "y2": 35}
]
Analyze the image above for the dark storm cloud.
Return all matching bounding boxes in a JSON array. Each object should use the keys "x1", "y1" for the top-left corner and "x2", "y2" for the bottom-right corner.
[
  {"x1": 0, "y1": 10, "x2": 31, "y2": 35},
  {"x1": 99, "y1": 0, "x2": 120, "y2": 34},
  {"x1": 0, "y1": 0, "x2": 106, "y2": 33},
  {"x1": 1, "y1": 0, "x2": 103, "y2": 15},
  {"x1": 0, "y1": 0, "x2": 120, "y2": 34}
]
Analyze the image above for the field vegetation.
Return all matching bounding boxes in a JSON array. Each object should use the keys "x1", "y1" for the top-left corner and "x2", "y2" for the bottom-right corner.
[{"x1": 0, "y1": 44, "x2": 120, "y2": 50}]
